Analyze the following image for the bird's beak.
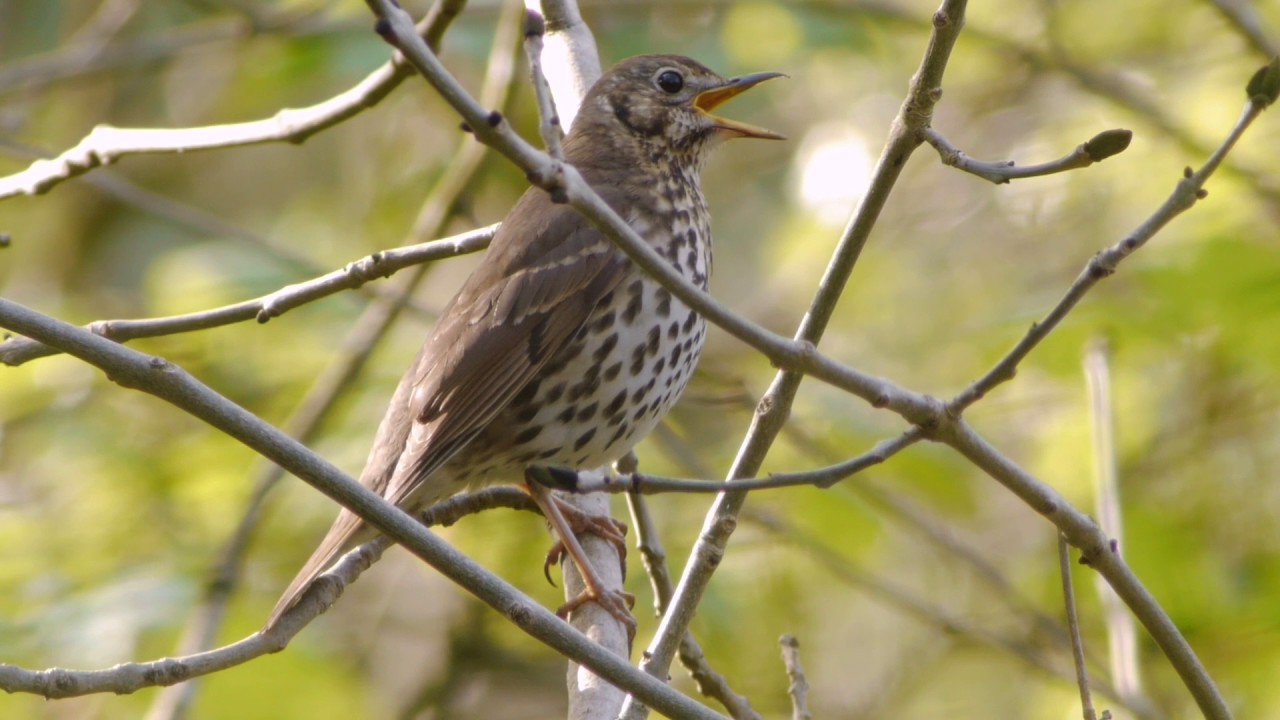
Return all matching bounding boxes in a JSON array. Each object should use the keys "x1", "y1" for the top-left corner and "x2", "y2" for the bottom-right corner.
[{"x1": 694, "y1": 71, "x2": 786, "y2": 140}]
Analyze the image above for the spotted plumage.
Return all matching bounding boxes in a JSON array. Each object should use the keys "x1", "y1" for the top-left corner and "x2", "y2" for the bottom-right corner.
[{"x1": 267, "y1": 54, "x2": 781, "y2": 628}]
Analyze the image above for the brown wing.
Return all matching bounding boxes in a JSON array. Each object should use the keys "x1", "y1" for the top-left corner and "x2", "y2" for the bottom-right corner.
[{"x1": 265, "y1": 187, "x2": 630, "y2": 628}]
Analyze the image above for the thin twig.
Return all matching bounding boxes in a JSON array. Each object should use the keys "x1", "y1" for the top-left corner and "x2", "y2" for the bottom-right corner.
[
  {"x1": 0, "y1": 298, "x2": 728, "y2": 720},
  {"x1": 778, "y1": 635, "x2": 812, "y2": 720},
  {"x1": 923, "y1": 127, "x2": 1132, "y2": 184},
  {"x1": 623, "y1": 455, "x2": 762, "y2": 720},
  {"x1": 141, "y1": 7, "x2": 522, "y2": 716},
  {"x1": 0, "y1": 1, "x2": 470, "y2": 200},
  {"x1": 950, "y1": 97, "x2": 1271, "y2": 414},
  {"x1": 622, "y1": 5, "x2": 972, "y2": 716},
  {"x1": 747, "y1": 507, "x2": 1150, "y2": 717},
  {"x1": 1059, "y1": 535, "x2": 1100, "y2": 720},
  {"x1": 515, "y1": 7, "x2": 632, "y2": 719},
  {"x1": 0, "y1": 225, "x2": 497, "y2": 367},
  {"x1": 531, "y1": 428, "x2": 922, "y2": 495},
  {"x1": 522, "y1": 9, "x2": 566, "y2": 158}
]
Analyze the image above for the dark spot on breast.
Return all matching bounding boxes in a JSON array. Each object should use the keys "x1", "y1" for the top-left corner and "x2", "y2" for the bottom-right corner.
[
  {"x1": 591, "y1": 310, "x2": 617, "y2": 334},
  {"x1": 652, "y1": 357, "x2": 666, "y2": 375},
  {"x1": 557, "y1": 406, "x2": 576, "y2": 424},
  {"x1": 681, "y1": 312, "x2": 698, "y2": 333},
  {"x1": 622, "y1": 292, "x2": 643, "y2": 324},
  {"x1": 576, "y1": 402, "x2": 599, "y2": 422},
  {"x1": 645, "y1": 327, "x2": 660, "y2": 356},
  {"x1": 604, "y1": 389, "x2": 627, "y2": 416},
  {"x1": 631, "y1": 402, "x2": 651, "y2": 421},
  {"x1": 603, "y1": 361, "x2": 622, "y2": 381},
  {"x1": 685, "y1": 248, "x2": 698, "y2": 270},
  {"x1": 656, "y1": 290, "x2": 672, "y2": 318},
  {"x1": 592, "y1": 333, "x2": 619, "y2": 362},
  {"x1": 573, "y1": 428, "x2": 597, "y2": 451},
  {"x1": 511, "y1": 379, "x2": 541, "y2": 407},
  {"x1": 606, "y1": 425, "x2": 628, "y2": 447},
  {"x1": 545, "y1": 382, "x2": 566, "y2": 404},
  {"x1": 538, "y1": 447, "x2": 560, "y2": 460},
  {"x1": 630, "y1": 344, "x2": 647, "y2": 375},
  {"x1": 514, "y1": 426, "x2": 542, "y2": 445}
]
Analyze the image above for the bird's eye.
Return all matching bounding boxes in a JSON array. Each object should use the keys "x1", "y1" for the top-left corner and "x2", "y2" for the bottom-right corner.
[{"x1": 656, "y1": 70, "x2": 684, "y2": 94}]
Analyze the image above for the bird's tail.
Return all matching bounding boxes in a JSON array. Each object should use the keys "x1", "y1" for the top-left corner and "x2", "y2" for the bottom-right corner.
[{"x1": 264, "y1": 508, "x2": 370, "y2": 630}]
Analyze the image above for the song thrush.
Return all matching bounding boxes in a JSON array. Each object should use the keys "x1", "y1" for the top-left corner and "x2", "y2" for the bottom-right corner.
[{"x1": 267, "y1": 54, "x2": 782, "y2": 630}]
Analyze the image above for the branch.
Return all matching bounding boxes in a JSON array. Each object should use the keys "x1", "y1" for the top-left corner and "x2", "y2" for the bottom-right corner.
[
  {"x1": 942, "y1": 420, "x2": 1230, "y2": 720},
  {"x1": 1059, "y1": 535, "x2": 1102, "y2": 720},
  {"x1": 530, "y1": 428, "x2": 922, "y2": 495},
  {"x1": 0, "y1": 225, "x2": 497, "y2": 367},
  {"x1": 0, "y1": 298, "x2": 727, "y2": 720},
  {"x1": 142, "y1": 10, "x2": 525, "y2": 714},
  {"x1": 950, "y1": 70, "x2": 1277, "y2": 413},
  {"x1": 924, "y1": 127, "x2": 1132, "y2": 184},
  {"x1": 623, "y1": 3, "x2": 972, "y2": 713},
  {"x1": 623, "y1": 459, "x2": 762, "y2": 720},
  {"x1": 778, "y1": 636, "x2": 812, "y2": 720},
  {"x1": 0, "y1": 0, "x2": 469, "y2": 200}
]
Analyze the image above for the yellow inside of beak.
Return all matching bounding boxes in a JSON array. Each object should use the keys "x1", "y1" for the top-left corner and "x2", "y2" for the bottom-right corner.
[{"x1": 693, "y1": 71, "x2": 786, "y2": 140}]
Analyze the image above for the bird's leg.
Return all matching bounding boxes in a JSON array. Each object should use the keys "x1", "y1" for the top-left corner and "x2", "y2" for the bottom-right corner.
[
  {"x1": 542, "y1": 493, "x2": 628, "y2": 581},
  {"x1": 523, "y1": 472, "x2": 636, "y2": 637}
]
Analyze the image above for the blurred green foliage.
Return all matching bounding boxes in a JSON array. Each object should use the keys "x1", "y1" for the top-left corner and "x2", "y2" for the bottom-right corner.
[{"x1": 2, "y1": 0, "x2": 1280, "y2": 718}]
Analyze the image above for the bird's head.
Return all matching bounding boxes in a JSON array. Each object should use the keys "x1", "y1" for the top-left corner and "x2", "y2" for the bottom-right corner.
[{"x1": 571, "y1": 54, "x2": 784, "y2": 160}]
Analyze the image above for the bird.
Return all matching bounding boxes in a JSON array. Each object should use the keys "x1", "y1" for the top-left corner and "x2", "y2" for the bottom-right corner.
[{"x1": 266, "y1": 54, "x2": 782, "y2": 631}]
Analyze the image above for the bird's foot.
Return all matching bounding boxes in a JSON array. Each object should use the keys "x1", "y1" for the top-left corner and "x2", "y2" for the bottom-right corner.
[
  {"x1": 542, "y1": 496, "x2": 628, "y2": 583},
  {"x1": 556, "y1": 586, "x2": 637, "y2": 641}
]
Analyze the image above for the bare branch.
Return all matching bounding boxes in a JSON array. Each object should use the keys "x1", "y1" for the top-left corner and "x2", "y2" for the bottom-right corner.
[
  {"x1": 923, "y1": 127, "x2": 1132, "y2": 184},
  {"x1": 142, "y1": 10, "x2": 527, "y2": 714},
  {"x1": 623, "y1": 456, "x2": 762, "y2": 720},
  {"x1": 522, "y1": 9, "x2": 566, "y2": 159},
  {"x1": 778, "y1": 636, "x2": 812, "y2": 720},
  {"x1": 530, "y1": 428, "x2": 922, "y2": 495},
  {"x1": 0, "y1": 298, "x2": 728, "y2": 720},
  {"x1": 0, "y1": 1, "x2": 469, "y2": 201},
  {"x1": 0, "y1": 225, "x2": 497, "y2": 367},
  {"x1": 943, "y1": 420, "x2": 1229, "y2": 720},
  {"x1": 1059, "y1": 535, "x2": 1101, "y2": 720},
  {"x1": 950, "y1": 95, "x2": 1270, "y2": 414},
  {"x1": 624, "y1": 4, "x2": 973, "y2": 713}
]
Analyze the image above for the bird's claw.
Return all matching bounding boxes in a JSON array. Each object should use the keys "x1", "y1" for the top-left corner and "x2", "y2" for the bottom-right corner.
[{"x1": 556, "y1": 587, "x2": 637, "y2": 642}]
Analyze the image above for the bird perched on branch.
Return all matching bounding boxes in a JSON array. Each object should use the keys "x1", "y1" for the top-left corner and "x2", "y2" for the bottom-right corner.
[{"x1": 267, "y1": 54, "x2": 782, "y2": 631}]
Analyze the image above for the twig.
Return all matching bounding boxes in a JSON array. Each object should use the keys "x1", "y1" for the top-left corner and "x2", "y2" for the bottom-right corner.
[
  {"x1": 778, "y1": 636, "x2": 812, "y2": 720},
  {"x1": 950, "y1": 71, "x2": 1277, "y2": 414},
  {"x1": 0, "y1": 1, "x2": 470, "y2": 200},
  {"x1": 942, "y1": 419, "x2": 1229, "y2": 720},
  {"x1": 747, "y1": 507, "x2": 1149, "y2": 716},
  {"x1": 1084, "y1": 341, "x2": 1143, "y2": 700},
  {"x1": 623, "y1": 456, "x2": 762, "y2": 720},
  {"x1": 1059, "y1": 535, "x2": 1100, "y2": 720},
  {"x1": 622, "y1": 5, "x2": 972, "y2": 716},
  {"x1": 0, "y1": 298, "x2": 728, "y2": 720},
  {"x1": 531, "y1": 428, "x2": 922, "y2": 494},
  {"x1": 0, "y1": 225, "x2": 497, "y2": 367},
  {"x1": 141, "y1": 8, "x2": 524, "y2": 715},
  {"x1": 923, "y1": 127, "x2": 1131, "y2": 184},
  {"x1": 522, "y1": 9, "x2": 566, "y2": 158},
  {"x1": 365, "y1": 0, "x2": 944, "y2": 429}
]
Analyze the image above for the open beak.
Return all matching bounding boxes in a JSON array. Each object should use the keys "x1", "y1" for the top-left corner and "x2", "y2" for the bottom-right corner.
[{"x1": 694, "y1": 71, "x2": 786, "y2": 140}]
